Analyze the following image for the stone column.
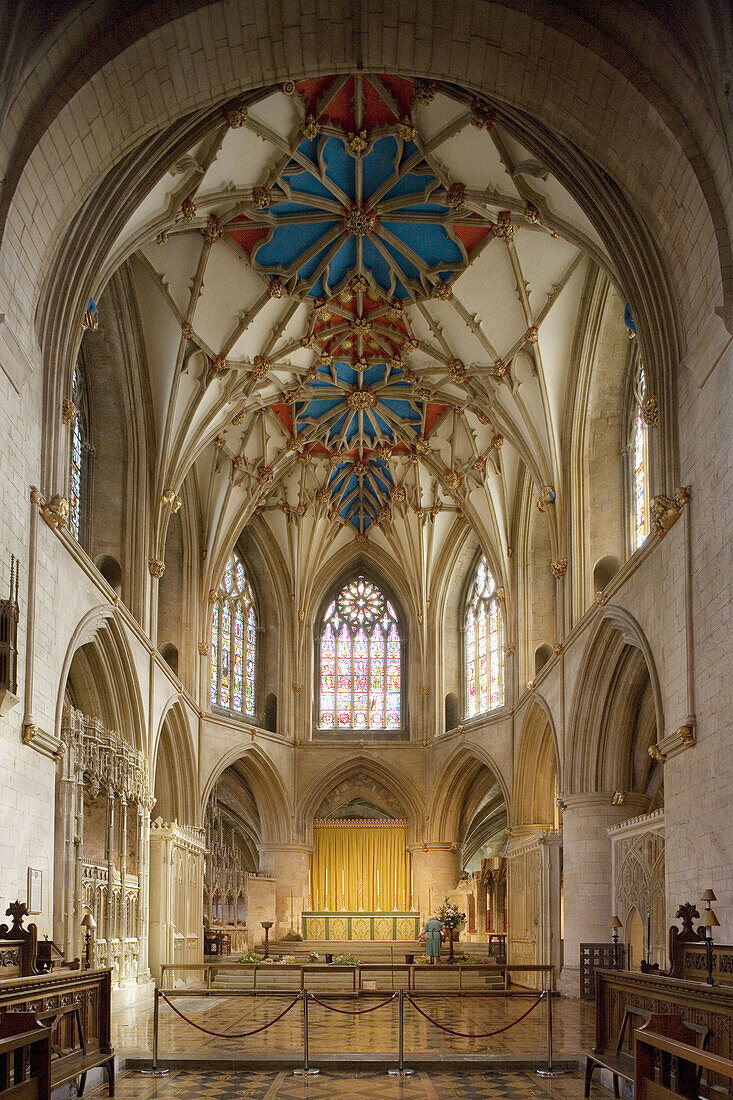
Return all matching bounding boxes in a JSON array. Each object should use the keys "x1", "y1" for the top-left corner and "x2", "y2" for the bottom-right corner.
[
  {"x1": 105, "y1": 791, "x2": 116, "y2": 945},
  {"x1": 119, "y1": 798, "x2": 128, "y2": 981},
  {"x1": 408, "y1": 844, "x2": 462, "y2": 922},
  {"x1": 559, "y1": 792, "x2": 648, "y2": 996},
  {"x1": 257, "y1": 844, "x2": 312, "y2": 939}
]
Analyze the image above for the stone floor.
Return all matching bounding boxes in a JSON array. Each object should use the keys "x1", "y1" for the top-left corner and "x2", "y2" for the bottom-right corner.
[
  {"x1": 112, "y1": 992, "x2": 595, "y2": 1064},
  {"x1": 84, "y1": 1066, "x2": 607, "y2": 1098}
]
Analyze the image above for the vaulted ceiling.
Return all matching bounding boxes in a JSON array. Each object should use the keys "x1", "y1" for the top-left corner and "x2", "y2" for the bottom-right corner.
[{"x1": 106, "y1": 73, "x2": 622, "y2": 606}]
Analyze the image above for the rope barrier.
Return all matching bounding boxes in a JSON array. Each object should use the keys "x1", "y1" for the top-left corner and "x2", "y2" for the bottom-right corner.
[
  {"x1": 307, "y1": 991, "x2": 398, "y2": 1015},
  {"x1": 158, "y1": 990, "x2": 300, "y2": 1039},
  {"x1": 405, "y1": 992, "x2": 544, "y2": 1039}
]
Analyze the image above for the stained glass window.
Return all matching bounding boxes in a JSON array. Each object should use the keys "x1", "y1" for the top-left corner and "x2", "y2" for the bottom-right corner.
[
  {"x1": 69, "y1": 363, "x2": 88, "y2": 541},
  {"x1": 318, "y1": 576, "x2": 401, "y2": 730},
  {"x1": 631, "y1": 363, "x2": 648, "y2": 549},
  {"x1": 210, "y1": 550, "x2": 256, "y2": 715},
  {"x1": 465, "y1": 557, "x2": 504, "y2": 716}
]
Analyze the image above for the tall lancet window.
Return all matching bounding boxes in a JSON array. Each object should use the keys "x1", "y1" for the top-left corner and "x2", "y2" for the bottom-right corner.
[
  {"x1": 630, "y1": 361, "x2": 649, "y2": 549},
  {"x1": 210, "y1": 551, "x2": 256, "y2": 715},
  {"x1": 318, "y1": 576, "x2": 401, "y2": 730},
  {"x1": 465, "y1": 557, "x2": 504, "y2": 716},
  {"x1": 68, "y1": 362, "x2": 89, "y2": 542}
]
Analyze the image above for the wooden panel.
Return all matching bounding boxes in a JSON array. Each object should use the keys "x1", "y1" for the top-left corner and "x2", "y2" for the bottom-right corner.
[{"x1": 596, "y1": 969, "x2": 733, "y2": 1094}]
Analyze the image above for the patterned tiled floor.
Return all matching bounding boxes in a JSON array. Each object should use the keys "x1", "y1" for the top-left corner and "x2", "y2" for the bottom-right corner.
[
  {"x1": 85, "y1": 1067, "x2": 606, "y2": 1099},
  {"x1": 112, "y1": 993, "x2": 595, "y2": 1061}
]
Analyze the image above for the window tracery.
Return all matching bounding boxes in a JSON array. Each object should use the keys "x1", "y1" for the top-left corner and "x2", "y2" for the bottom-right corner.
[
  {"x1": 318, "y1": 576, "x2": 401, "y2": 731},
  {"x1": 210, "y1": 551, "x2": 256, "y2": 715},
  {"x1": 465, "y1": 557, "x2": 504, "y2": 717}
]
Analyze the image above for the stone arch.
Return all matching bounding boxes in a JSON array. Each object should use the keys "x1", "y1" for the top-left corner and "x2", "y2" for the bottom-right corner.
[
  {"x1": 514, "y1": 697, "x2": 560, "y2": 827},
  {"x1": 565, "y1": 608, "x2": 664, "y2": 795},
  {"x1": 152, "y1": 699, "x2": 199, "y2": 826},
  {"x1": 201, "y1": 744, "x2": 292, "y2": 846},
  {"x1": 56, "y1": 605, "x2": 146, "y2": 752},
  {"x1": 429, "y1": 744, "x2": 511, "y2": 846},
  {"x1": 296, "y1": 755, "x2": 426, "y2": 847}
]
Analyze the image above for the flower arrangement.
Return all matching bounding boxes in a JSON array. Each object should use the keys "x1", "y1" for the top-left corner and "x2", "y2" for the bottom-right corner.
[
  {"x1": 332, "y1": 952, "x2": 361, "y2": 965},
  {"x1": 279, "y1": 955, "x2": 299, "y2": 964},
  {"x1": 307, "y1": 951, "x2": 319, "y2": 962},
  {"x1": 437, "y1": 897, "x2": 466, "y2": 930},
  {"x1": 236, "y1": 948, "x2": 263, "y2": 964}
]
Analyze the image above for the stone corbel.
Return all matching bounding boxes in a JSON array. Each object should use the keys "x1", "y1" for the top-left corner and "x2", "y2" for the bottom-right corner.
[
  {"x1": 0, "y1": 689, "x2": 20, "y2": 718},
  {"x1": 22, "y1": 722, "x2": 64, "y2": 761},
  {"x1": 653, "y1": 724, "x2": 696, "y2": 762}
]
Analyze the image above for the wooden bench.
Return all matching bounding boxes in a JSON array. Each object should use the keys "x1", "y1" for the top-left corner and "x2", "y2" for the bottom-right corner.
[
  {"x1": 0, "y1": 968, "x2": 114, "y2": 1097},
  {"x1": 635, "y1": 1014, "x2": 733, "y2": 1099},
  {"x1": 585, "y1": 1005, "x2": 709, "y2": 1098},
  {"x1": 0, "y1": 1013, "x2": 51, "y2": 1099}
]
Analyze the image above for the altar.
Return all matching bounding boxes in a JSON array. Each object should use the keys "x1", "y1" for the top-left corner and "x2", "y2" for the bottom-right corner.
[{"x1": 302, "y1": 912, "x2": 421, "y2": 941}]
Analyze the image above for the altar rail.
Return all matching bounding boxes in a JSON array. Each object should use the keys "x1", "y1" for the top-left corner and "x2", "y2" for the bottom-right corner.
[
  {"x1": 160, "y1": 960, "x2": 553, "y2": 993},
  {"x1": 595, "y1": 967, "x2": 733, "y2": 1092}
]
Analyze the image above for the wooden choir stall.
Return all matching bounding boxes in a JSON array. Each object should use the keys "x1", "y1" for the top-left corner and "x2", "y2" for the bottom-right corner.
[{"x1": 0, "y1": 903, "x2": 114, "y2": 1099}]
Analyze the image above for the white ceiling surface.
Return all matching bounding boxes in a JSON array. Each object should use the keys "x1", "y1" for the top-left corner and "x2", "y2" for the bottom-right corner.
[{"x1": 108, "y1": 80, "x2": 617, "y2": 605}]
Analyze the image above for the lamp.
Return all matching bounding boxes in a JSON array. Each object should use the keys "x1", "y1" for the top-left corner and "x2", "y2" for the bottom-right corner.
[
  {"x1": 702, "y1": 889, "x2": 717, "y2": 909},
  {"x1": 261, "y1": 920, "x2": 274, "y2": 959},
  {"x1": 81, "y1": 911, "x2": 96, "y2": 971},
  {"x1": 702, "y1": 908, "x2": 719, "y2": 986},
  {"x1": 611, "y1": 915, "x2": 623, "y2": 969}
]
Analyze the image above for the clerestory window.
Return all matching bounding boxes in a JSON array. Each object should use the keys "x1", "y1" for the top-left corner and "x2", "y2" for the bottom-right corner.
[
  {"x1": 465, "y1": 557, "x2": 504, "y2": 717},
  {"x1": 210, "y1": 551, "x2": 257, "y2": 716}
]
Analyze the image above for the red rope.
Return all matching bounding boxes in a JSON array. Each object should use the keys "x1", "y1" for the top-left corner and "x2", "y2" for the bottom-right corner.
[
  {"x1": 307, "y1": 992, "x2": 398, "y2": 1015},
  {"x1": 158, "y1": 991, "x2": 300, "y2": 1039},
  {"x1": 405, "y1": 993, "x2": 543, "y2": 1039}
]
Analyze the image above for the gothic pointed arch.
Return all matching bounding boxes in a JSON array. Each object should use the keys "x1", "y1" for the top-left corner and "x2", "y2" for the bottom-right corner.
[
  {"x1": 296, "y1": 755, "x2": 426, "y2": 847},
  {"x1": 565, "y1": 609, "x2": 663, "y2": 795},
  {"x1": 429, "y1": 745, "x2": 511, "y2": 846},
  {"x1": 153, "y1": 700, "x2": 199, "y2": 826},
  {"x1": 200, "y1": 745, "x2": 292, "y2": 846},
  {"x1": 514, "y1": 697, "x2": 560, "y2": 828}
]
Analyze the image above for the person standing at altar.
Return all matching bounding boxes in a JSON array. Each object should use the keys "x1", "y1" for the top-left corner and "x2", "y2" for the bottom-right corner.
[{"x1": 422, "y1": 915, "x2": 445, "y2": 965}]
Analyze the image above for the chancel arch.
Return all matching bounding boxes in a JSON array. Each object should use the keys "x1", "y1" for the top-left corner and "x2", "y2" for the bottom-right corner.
[
  {"x1": 201, "y1": 745, "x2": 292, "y2": 849},
  {"x1": 297, "y1": 756, "x2": 425, "y2": 849}
]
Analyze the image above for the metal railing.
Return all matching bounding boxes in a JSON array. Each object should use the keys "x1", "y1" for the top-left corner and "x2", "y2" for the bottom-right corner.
[
  {"x1": 159, "y1": 959, "x2": 554, "y2": 993},
  {"x1": 147, "y1": 963, "x2": 561, "y2": 1077}
]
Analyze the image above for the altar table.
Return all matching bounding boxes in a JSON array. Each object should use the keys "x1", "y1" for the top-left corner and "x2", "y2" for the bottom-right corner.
[{"x1": 302, "y1": 912, "x2": 420, "y2": 941}]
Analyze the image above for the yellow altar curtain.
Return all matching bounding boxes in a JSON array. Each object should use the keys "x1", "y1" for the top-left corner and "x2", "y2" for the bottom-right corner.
[{"x1": 311, "y1": 822, "x2": 410, "y2": 911}]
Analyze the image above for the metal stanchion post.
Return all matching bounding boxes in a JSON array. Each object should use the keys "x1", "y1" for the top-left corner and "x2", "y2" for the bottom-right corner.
[
  {"x1": 293, "y1": 989, "x2": 319, "y2": 1076},
  {"x1": 388, "y1": 988, "x2": 413, "y2": 1076},
  {"x1": 536, "y1": 988, "x2": 566, "y2": 1078},
  {"x1": 139, "y1": 987, "x2": 170, "y2": 1076}
]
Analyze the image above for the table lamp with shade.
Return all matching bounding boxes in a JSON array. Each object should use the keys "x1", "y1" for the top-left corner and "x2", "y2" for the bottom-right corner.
[
  {"x1": 702, "y1": 907, "x2": 719, "y2": 985},
  {"x1": 81, "y1": 911, "x2": 96, "y2": 970},
  {"x1": 702, "y1": 888, "x2": 717, "y2": 910},
  {"x1": 611, "y1": 915, "x2": 623, "y2": 968}
]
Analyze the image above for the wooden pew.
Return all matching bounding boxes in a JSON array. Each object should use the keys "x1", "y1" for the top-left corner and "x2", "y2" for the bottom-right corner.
[
  {"x1": 635, "y1": 1015, "x2": 733, "y2": 1099},
  {"x1": 0, "y1": 1013, "x2": 51, "y2": 1099},
  {"x1": 0, "y1": 968, "x2": 114, "y2": 1097}
]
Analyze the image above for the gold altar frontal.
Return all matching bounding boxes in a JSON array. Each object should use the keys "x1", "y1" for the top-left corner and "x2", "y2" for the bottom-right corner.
[{"x1": 302, "y1": 912, "x2": 420, "y2": 941}]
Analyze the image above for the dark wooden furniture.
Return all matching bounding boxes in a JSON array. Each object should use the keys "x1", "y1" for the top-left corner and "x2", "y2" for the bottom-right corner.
[
  {"x1": 0, "y1": 1013, "x2": 51, "y2": 1099},
  {"x1": 585, "y1": 1003, "x2": 650, "y2": 1096},
  {"x1": 0, "y1": 968, "x2": 114, "y2": 1097},
  {"x1": 580, "y1": 942, "x2": 625, "y2": 1000},
  {"x1": 204, "y1": 931, "x2": 231, "y2": 957},
  {"x1": 640, "y1": 901, "x2": 733, "y2": 984},
  {"x1": 0, "y1": 905, "x2": 37, "y2": 979},
  {"x1": 594, "y1": 968, "x2": 733, "y2": 1096},
  {"x1": 635, "y1": 1015, "x2": 733, "y2": 1099}
]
